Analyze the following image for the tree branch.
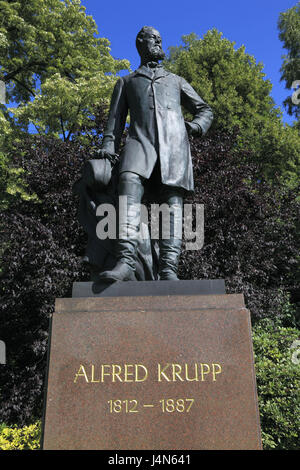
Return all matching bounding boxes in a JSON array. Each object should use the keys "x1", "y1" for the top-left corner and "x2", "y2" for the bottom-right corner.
[
  {"x1": 2, "y1": 61, "x2": 47, "y2": 82},
  {"x1": 66, "y1": 101, "x2": 83, "y2": 141},
  {"x1": 12, "y1": 77, "x2": 36, "y2": 98}
]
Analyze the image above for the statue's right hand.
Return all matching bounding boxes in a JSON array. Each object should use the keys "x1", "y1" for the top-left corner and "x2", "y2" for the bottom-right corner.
[{"x1": 93, "y1": 148, "x2": 118, "y2": 161}]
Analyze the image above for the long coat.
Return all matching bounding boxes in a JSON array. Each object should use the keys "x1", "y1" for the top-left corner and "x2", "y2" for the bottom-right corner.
[{"x1": 101, "y1": 65, "x2": 213, "y2": 192}]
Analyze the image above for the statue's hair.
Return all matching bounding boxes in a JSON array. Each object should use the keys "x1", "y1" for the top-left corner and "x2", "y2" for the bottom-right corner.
[{"x1": 136, "y1": 26, "x2": 159, "y2": 54}]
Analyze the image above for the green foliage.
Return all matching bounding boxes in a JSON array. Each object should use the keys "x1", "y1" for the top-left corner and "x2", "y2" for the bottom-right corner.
[
  {"x1": 0, "y1": 421, "x2": 41, "y2": 450},
  {"x1": 0, "y1": 0, "x2": 130, "y2": 140},
  {"x1": 278, "y1": 2, "x2": 300, "y2": 122},
  {"x1": 253, "y1": 319, "x2": 300, "y2": 449},
  {"x1": 11, "y1": 71, "x2": 118, "y2": 142},
  {"x1": 0, "y1": 0, "x2": 130, "y2": 207},
  {"x1": 165, "y1": 29, "x2": 300, "y2": 187},
  {"x1": 0, "y1": 106, "x2": 14, "y2": 153},
  {"x1": 257, "y1": 118, "x2": 300, "y2": 187},
  {"x1": 0, "y1": 149, "x2": 39, "y2": 210},
  {"x1": 166, "y1": 30, "x2": 277, "y2": 131}
]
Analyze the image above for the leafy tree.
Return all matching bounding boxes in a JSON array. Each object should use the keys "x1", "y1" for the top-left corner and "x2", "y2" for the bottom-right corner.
[
  {"x1": 165, "y1": 29, "x2": 300, "y2": 187},
  {"x1": 0, "y1": 110, "x2": 33, "y2": 210},
  {"x1": 0, "y1": 0, "x2": 129, "y2": 140},
  {"x1": 166, "y1": 30, "x2": 277, "y2": 132},
  {"x1": 278, "y1": 2, "x2": 300, "y2": 123},
  {"x1": 0, "y1": 0, "x2": 129, "y2": 208}
]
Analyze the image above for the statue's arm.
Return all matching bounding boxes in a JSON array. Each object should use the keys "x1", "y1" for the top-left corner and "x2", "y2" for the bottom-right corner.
[
  {"x1": 180, "y1": 77, "x2": 213, "y2": 136},
  {"x1": 101, "y1": 77, "x2": 128, "y2": 156}
]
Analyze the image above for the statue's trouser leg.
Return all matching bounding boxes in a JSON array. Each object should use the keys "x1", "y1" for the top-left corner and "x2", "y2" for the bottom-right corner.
[
  {"x1": 116, "y1": 171, "x2": 145, "y2": 271},
  {"x1": 116, "y1": 176, "x2": 184, "y2": 280},
  {"x1": 157, "y1": 188, "x2": 183, "y2": 280},
  {"x1": 99, "y1": 171, "x2": 183, "y2": 281}
]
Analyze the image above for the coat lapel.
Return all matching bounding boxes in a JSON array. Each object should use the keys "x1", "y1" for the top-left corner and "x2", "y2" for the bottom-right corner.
[
  {"x1": 134, "y1": 65, "x2": 154, "y2": 80},
  {"x1": 134, "y1": 65, "x2": 170, "y2": 81}
]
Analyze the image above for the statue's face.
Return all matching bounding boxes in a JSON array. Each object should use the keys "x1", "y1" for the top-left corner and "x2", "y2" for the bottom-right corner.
[{"x1": 140, "y1": 28, "x2": 165, "y2": 61}]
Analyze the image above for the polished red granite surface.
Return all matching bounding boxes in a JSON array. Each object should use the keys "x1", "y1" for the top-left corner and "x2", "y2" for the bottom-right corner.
[{"x1": 43, "y1": 294, "x2": 261, "y2": 450}]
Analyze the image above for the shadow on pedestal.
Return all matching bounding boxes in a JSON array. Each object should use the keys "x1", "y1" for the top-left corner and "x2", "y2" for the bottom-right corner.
[{"x1": 72, "y1": 279, "x2": 226, "y2": 298}]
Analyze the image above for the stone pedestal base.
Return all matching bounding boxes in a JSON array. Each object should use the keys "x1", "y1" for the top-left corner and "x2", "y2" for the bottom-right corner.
[{"x1": 42, "y1": 283, "x2": 262, "y2": 450}]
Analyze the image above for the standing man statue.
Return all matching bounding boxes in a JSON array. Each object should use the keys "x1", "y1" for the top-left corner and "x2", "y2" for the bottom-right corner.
[{"x1": 98, "y1": 26, "x2": 213, "y2": 282}]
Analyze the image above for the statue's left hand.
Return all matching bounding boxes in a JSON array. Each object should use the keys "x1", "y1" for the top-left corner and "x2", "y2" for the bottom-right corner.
[{"x1": 185, "y1": 121, "x2": 201, "y2": 136}]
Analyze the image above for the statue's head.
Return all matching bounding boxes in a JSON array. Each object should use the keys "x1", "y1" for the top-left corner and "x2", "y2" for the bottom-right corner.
[{"x1": 136, "y1": 26, "x2": 165, "y2": 63}]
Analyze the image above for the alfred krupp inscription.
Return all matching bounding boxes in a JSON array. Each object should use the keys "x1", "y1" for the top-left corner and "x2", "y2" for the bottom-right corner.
[{"x1": 73, "y1": 362, "x2": 222, "y2": 382}]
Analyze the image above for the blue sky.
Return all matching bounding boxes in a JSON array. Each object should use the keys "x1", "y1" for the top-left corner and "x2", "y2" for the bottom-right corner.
[{"x1": 81, "y1": 0, "x2": 297, "y2": 125}]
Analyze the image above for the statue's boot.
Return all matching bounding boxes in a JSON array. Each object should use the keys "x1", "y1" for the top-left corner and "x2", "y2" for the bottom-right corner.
[
  {"x1": 99, "y1": 260, "x2": 135, "y2": 282},
  {"x1": 99, "y1": 172, "x2": 144, "y2": 282},
  {"x1": 159, "y1": 238, "x2": 182, "y2": 280},
  {"x1": 158, "y1": 194, "x2": 183, "y2": 281}
]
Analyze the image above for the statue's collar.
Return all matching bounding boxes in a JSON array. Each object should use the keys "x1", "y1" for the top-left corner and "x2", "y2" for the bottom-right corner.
[
  {"x1": 144, "y1": 61, "x2": 163, "y2": 69},
  {"x1": 134, "y1": 64, "x2": 169, "y2": 80}
]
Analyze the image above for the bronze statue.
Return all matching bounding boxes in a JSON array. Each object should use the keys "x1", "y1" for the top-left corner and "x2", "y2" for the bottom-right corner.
[{"x1": 75, "y1": 26, "x2": 213, "y2": 282}]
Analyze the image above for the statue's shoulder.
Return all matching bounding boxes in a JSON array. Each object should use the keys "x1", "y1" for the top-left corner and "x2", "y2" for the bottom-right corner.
[
  {"x1": 112, "y1": 73, "x2": 135, "y2": 89},
  {"x1": 167, "y1": 71, "x2": 182, "y2": 81},
  {"x1": 166, "y1": 70, "x2": 180, "y2": 77},
  {"x1": 167, "y1": 71, "x2": 185, "y2": 82},
  {"x1": 120, "y1": 71, "x2": 136, "y2": 83}
]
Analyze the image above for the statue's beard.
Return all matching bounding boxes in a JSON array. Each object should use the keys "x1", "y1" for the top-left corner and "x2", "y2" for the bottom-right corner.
[{"x1": 145, "y1": 45, "x2": 165, "y2": 61}]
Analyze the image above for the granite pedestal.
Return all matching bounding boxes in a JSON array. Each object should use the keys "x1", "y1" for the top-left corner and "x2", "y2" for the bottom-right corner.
[{"x1": 42, "y1": 280, "x2": 262, "y2": 450}]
